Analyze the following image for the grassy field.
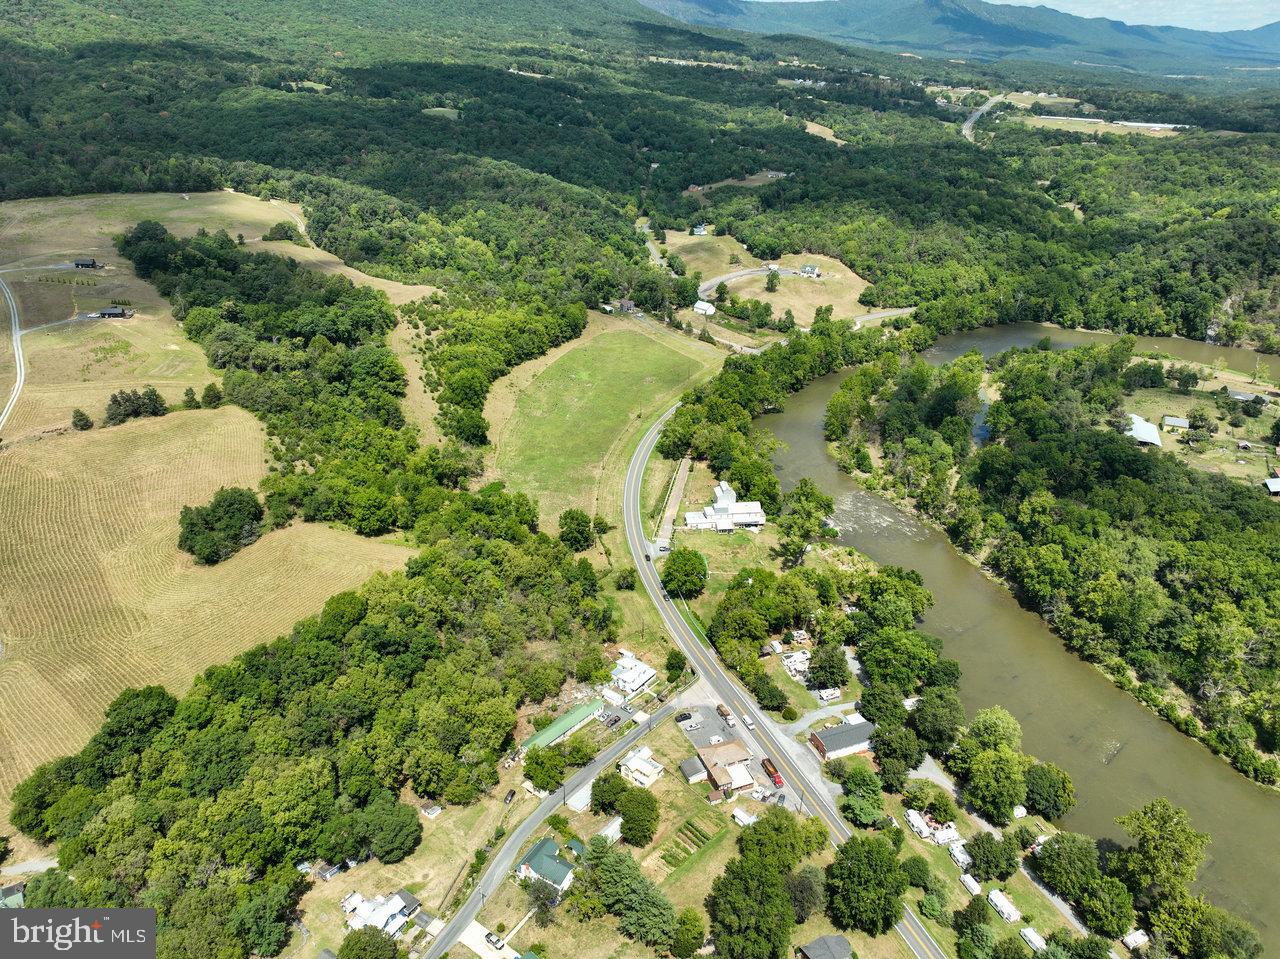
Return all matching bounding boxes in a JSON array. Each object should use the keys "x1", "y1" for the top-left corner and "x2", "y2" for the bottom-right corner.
[
  {"x1": 803, "y1": 120, "x2": 847, "y2": 146},
  {"x1": 0, "y1": 408, "x2": 415, "y2": 847},
  {"x1": 491, "y1": 319, "x2": 715, "y2": 530},
  {"x1": 683, "y1": 171, "x2": 785, "y2": 205},
  {"x1": 725, "y1": 253, "x2": 873, "y2": 327},
  {"x1": 1123, "y1": 385, "x2": 1280, "y2": 485},
  {"x1": 386, "y1": 321, "x2": 442, "y2": 444},
  {"x1": 662, "y1": 230, "x2": 760, "y2": 279},
  {"x1": 246, "y1": 231, "x2": 436, "y2": 305},
  {"x1": 1003, "y1": 92, "x2": 1082, "y2": 110},
  {"x1": 1008, "y1": 115, "x2": 1178, "y2": 137}
]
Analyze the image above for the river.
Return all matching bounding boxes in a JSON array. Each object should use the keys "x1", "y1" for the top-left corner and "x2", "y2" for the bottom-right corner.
[{"x1": 760, "y1": 323, "x2": 1280, "y2": 947}]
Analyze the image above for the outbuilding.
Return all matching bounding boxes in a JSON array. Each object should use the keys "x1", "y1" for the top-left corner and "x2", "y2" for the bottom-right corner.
[
  {"x1": 798, "y1": 935, "x2": 853, "y2": 959},
  {"x1": 693, "y1": 299, "x2": 717, "y2": 316},
  {"x1": 1162, "y1": 416, "x2": 1190, "y2": 430},
  {"x1": 1263, "y1": 478, "x2": 1280, "y2": 496},
  {"x1": 961, "y1": 874, "x2": 981, "y2": 896},
  {"x1": 680, "y1": 757, "x2": 707, "y2": 784},
  {"x1": 99, "y1": 305, "x2": 130, "y2": 319},
  {"x1": 73, "y1": 258, "x2": 99, "y2": 269},
  {"x1": 1122, "y1": 930, "x2": 1150, "y2": 951},
  {"x1": 1125, "y1": 414, "x2": 1161, "y2": 447}
]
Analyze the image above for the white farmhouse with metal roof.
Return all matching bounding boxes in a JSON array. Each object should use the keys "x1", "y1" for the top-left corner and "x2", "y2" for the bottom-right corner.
[{"x1": 685, "y1": 481, "x2": 766, "y2": 532}]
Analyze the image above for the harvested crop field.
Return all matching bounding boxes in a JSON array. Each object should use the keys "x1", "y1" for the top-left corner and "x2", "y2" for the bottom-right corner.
[{"x1": 0, "y1": 408, "x2": 414, "y2": 841}]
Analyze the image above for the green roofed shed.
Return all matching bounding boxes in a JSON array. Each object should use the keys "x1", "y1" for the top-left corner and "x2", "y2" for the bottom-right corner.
[{"x1": 522, "y1": 698, "x2": 603, "y2": 752}]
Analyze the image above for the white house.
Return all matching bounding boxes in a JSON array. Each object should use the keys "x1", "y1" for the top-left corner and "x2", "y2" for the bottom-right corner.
[
  {"x1": 816, "y1": 687, "x2": 841, "y2": 704},
  {"x1": 343, "y1": 890, "x2": 420, "y2": 935},
  {"x1": 685, "y1": 481, "x2": 766, "y2": 532},
  {"x1": 782, "y1": 649, "x2": 811, "y2": 679},
  {"x1": 612, "y1": 649, "x2": 657, "y2": 695},
  {"x1": 989, "y1": 889, "x2": 1019, "y2": 923},
  {"x1": 1125, "y1": 414, "x2": 1162, "y2": 447},
  {"x1": 693, "y1": 299, "x2": 717, "y2": 316},
  {"x1": 619, "y1": 745, "x2": 664, "y2": 788}
]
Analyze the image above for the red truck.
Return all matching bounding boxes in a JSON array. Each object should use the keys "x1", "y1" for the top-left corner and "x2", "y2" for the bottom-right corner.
[{"x1": 761, "y1": 757, "x2": 784, "y2": 788}]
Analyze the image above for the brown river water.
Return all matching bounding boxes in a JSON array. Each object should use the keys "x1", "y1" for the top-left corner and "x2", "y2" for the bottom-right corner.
[{"x1": 759, "y1": 323, "x2": 1280, "y2": 946}]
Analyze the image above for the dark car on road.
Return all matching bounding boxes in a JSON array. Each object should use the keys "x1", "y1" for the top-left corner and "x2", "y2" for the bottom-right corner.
[{"x1": 504, "y1": 788, "x2": 516, "y2": 804}]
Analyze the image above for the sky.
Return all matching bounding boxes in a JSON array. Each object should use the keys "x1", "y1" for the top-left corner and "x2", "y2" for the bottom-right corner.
[
  {"x1": 758, "y1": 0, "x2": 1278, "y2": 31},
  {"x1": 962, "y1": 0, "x2": 1275, "y2": 31}
]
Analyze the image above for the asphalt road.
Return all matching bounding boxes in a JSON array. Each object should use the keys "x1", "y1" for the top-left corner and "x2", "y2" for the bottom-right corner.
[
  {"x1": 623, "y1": 405, "x2": 950, "y2": 959},
  {"x1": 0, "y1": 274, "x2": 25, "y2": 433},
  {"x1": 962, "y1": 96, "x2": 1003, "y2": 142},
  {"x1": 423, "y1": 700, "x2": 678, "y2": 959}
]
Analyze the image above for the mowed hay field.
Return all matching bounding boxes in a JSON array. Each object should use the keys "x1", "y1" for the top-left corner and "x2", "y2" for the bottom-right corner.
[
  {"x1": 726, "y1": 253, "x2": 872, "y2": 325},
  {"x1": 0, "y1": 408, "x2": 414, "y2": 842},
  {"x1": 0, "y1": 192, "x2": 290, "y2": 439},
  {"x1": 490, "y1": 316, "x2": 717, "y2": 527}
]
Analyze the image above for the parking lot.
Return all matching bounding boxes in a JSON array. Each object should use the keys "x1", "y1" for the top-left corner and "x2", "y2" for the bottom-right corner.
[{"x1": 673, "y1": 703, "x2": 795, "y2": 810}]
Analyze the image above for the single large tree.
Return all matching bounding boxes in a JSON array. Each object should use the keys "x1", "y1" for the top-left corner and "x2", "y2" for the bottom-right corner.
[
  {"x1": 826, "y1": 834, "x2": 908, "y2": 935},
  {"x1": 1115, "y1": 798, "x2": 1209, "y2": 899},
  {"x1": 707, "y1": 855, "x2": 795, "y2": 959},
  {"x1": 661, "y1": 547, "x2": 707, "y2": 598}
]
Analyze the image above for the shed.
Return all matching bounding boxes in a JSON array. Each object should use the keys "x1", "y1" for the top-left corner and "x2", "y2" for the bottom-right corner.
[
  {"x1": 961, "y1": 874, "x2": 981, "y2": 895},
  {"x1": 1021, "y1": 929, "x2": 1048, "y2": 953},
  {"x1": 314, "y1": 860, "x2": 341, "y2": 881},
  {"x1": 798, "y1": 935, "x2": 853, "y2": 959},
  {"x1": 732, "y1": 808, "x2": 758, "y2": 827},
  {"x1": 1162, "y1": 416, "x2": 1190, "y2": 430},
  {"x1": 988, "y1": 889, "x2": 1019, "y2": 923},
  {"x1": 693, "y1": 300, "x2": 717, "y2": 316},
  {"x1": 1263, "y1": 478, "x2": 1280, "y2": 496}
]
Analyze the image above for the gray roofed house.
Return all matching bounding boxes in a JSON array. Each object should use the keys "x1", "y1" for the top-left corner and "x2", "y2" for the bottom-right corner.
[
  {"x1": 799, "y1": 934, "x2": 853, "y2": 959},
  {"x1": 1229, "y1": 389, "x2": 1266, "y2": 404},
  {"x1": 1264, "y1": 478, "x2": 1280, "y2": 495},
  {"x1": 1162, "y1": 416, "x2": 1190, "y2": 430},
  {"x1": 680, "y1": 756, "x2": 707, "y2": 783},
  {"x1": 395, "y1": 889, "x2": 421, "y2": 916},
  {"x1": 809, "y1": 719, "x2": 875, "y2": 760}
]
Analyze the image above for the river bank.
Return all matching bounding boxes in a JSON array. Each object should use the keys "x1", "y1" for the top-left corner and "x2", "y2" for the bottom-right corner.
[{"x1": 759, "y1": 323, "x2": 1280, "y2": 950}]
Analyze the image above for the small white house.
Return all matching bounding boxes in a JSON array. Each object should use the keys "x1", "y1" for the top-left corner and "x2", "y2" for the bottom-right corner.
[
  {"x1": 343, "y1": 891, "x2": 419, "y2": 935},
  {"x1": 732, "y1": 808, "x2": 759, "y2": 827},
  {"x1": 619, "y1": 745, "x2": 664, "y2": 788},
  {"x1": 989, "y1": 889, "x2": 1019, "y2": 923},
  {"x1": 816, "y1": 687, "x2": 841, "y2": 704},
  {"x1": 1021, "y1": 929, "x2": 1048, "y2": 953},
  {"x1": 949, "y1": 840, "x2": 973, "y2": 870},
  {"x1": 961, "y1": 874, "x2": 982, "y2": 895},
  {"x1": 612, "y1": 650, "x2": 657, "y2": 694},
  {"x1": 693, "y1": 299, "x2": 717, "y2": 316}
]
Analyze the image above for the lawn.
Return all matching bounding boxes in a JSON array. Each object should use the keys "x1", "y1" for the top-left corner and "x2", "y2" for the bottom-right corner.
[
  {"x1": 724, "y1": 253, "x2": 872, "y2": 327},
  {"x1": 0, "y1": 408, "x2": 415, "y2": 851},
  {"x1": 492, "y1": 325, "x2": 709, "y2": 529}
]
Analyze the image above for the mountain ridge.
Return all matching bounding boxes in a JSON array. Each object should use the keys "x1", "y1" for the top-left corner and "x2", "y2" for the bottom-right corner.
[{"x1": 635, "y1": 0, "x2": 1280, "y2": 73}]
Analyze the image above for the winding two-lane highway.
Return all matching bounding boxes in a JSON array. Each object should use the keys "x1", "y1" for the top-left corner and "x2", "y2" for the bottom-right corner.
[{"x1": 623, "y1": 405, "x2": 949, "y2": 959}]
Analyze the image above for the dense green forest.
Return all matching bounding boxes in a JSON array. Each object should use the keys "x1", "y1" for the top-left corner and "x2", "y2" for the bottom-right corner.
[{"x1": 828, "y1": 339, "x2": 1280, "y2": 783}]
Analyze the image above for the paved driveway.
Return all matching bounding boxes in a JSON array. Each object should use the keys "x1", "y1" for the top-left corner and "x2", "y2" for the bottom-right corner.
[{"x1": 458, "y1": 920, "x2": 520, "y2": 959}]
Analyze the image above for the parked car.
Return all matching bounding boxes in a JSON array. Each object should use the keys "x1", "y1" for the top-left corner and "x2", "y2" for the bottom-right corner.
[
  {"x1": 684, "y1": 722, "x2": 702, "y2": 731},
  {"x1": 622, "y1": 704, "x2": 634, "y2": 714},
  {"x1": 504, "y1": 789, "x2": 516, "y2": 805},
  {"x1": 606, "y1": 714, "x2": 622, "y2": 728},
  {"x1": 676, "y1": 712, "x2": 693, "y2": 723},
  {"x1": 485, "y1": 932, "x2": 506, "y2": 949}
]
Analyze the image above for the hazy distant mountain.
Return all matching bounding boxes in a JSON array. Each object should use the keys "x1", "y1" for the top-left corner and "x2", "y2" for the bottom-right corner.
[{"x1": 635, "y1": 0, "x2": 1280, "y2": 73}]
